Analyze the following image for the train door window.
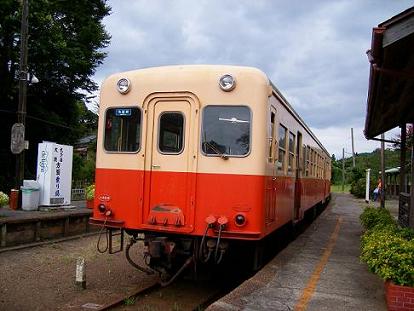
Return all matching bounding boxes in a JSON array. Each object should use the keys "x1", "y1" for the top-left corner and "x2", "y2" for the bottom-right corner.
[
  {"x1": 277, "y1": 124, "x2": 287, "y2": 172},
  {"x1": 288, "y1": 131, "x2": 295, "y2": 173},
  {"x1": 268, "y1": 110, "x2": 276, "y2": 162},
  {"x1": 104, "y1": 107, "x2": 141, "y2": 152},
  {"x1": 158, "y1": 112, "x2": 184, "y2": 154},
  {"x1": 202, "y1": 106, "x2": 251, "y2": 157}
]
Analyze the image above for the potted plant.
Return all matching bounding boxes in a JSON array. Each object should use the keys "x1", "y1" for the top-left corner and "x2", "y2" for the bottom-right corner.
[
  {"x1": 0, "y1": 191, "x2": 9, "y2": 208},
  {"x1": 85, "y1": 184, "x2": 95, "y2": 209},
  {"x1": 360, "y1": 207, "x2": 414, "y2": 311}
]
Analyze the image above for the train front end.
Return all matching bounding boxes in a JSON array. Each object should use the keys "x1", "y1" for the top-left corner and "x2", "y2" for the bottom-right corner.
[{"x1": 90, "y1": 65, "x2": 271, "y2": 282}]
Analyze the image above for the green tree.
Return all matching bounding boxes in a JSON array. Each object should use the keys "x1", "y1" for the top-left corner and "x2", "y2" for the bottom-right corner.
[{"x1": 0, "y1": 0, "x2": 110, "y2": 191}]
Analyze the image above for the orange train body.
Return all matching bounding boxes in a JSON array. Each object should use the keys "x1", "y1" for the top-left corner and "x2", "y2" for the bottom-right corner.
[{"x1": 94, "y1": 168, "x2": 328, "y2": 239}]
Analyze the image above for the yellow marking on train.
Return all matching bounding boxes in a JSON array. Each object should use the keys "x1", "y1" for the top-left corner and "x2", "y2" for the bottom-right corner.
[{"x1": 294, "y1": 216, "x2": 343, "y2": 311}]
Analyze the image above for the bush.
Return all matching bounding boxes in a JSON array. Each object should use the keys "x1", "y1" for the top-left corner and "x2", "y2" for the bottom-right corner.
[
  {"x1": 360, "y1": 207, "x2": 414, "y2": 286},
  {"x1": 72, "y1": 153, "x2": 96, "y2": 182},
  {"x1": 85, "y1": 184, "x2": 95, "y2": 200},
  {"x1": 361, "y1": 228, "x2": 414, "y2": 286},
  {"x1": 351, "y1": 177, "x2": 376, "y2": 198},
  {"x1": 350, "y1": 177, "x2": 367, "y2": 198},
  {"x1": 360, "y1": 207, "x2": 395, "y2": 230},
  {"x1": 0, "y1": 191, "x2": 9, "y2": 207}
]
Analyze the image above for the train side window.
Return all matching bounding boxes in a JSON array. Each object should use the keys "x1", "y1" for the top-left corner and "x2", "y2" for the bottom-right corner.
[
  {"x1": 288, "y1": 131, "x2": 295, "y2": 173},
  {"x1": 312, "y1": 150, "x2": 316, "y2": 177},
  {"x1": 201, "y1": 105, "x2": 251, "y2": 157},
  {"x1": 268, "y1": 111, "x2": 276, "y2": 162},
  {"x1": 104, "y1": 107, "x2": 141, "y2": 152},
  {"x1": 277, "y1": 124, "x2": 287, "y2": 172},
  {"x1": 158, "y1": 112, "x2": 184, "y2": 154},
  {"x1": 306, "y1": 146, "x2": 311, "y2": 177},
  {"x1": 310, "y1": 148, "x2": 314, "y2": 177},
  {"x1": 303, "y1": 145, "x2": 307, "y2": 176}
]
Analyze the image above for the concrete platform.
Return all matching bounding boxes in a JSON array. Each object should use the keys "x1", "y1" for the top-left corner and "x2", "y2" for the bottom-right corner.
[
  {"x1": 0, "y1": 201, "x2": 95, "y2": 249},
  {"x1": 208, "y1": 193, "x2": 386, "y2": 311}
]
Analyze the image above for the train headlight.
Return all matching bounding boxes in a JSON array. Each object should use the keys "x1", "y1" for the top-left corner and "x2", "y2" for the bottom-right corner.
[
  {"x1": 98, "y1": 203, "x2": 106, "y2": 214},
  {"x1": 116, "y1": 78, "x2": 130, "y2": 94},
  {"x1": 234, "y1": 213, "x2": 246, "y2": 226},
  {"x1": 219, "y1": 74, "x2": 236, "y2": 91}
]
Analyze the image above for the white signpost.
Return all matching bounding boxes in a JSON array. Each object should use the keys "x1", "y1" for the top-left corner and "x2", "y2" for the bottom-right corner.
[
  {"x1": 365, "y1": 168, "x2": 371, "y2": 203},
  {"x1": 36, "y1": 142, "x2": 73, "y2": 206}
]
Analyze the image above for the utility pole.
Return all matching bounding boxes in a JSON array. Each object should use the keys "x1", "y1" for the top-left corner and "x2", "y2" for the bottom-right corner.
[
  {"x1": 15, "y1": 0, "x2": 29, "y2": 188},
  {"x1": 351, "y1": 128, "x2": 355, "y2": 167},
  {"x1": 342, "y1": 148, "x2": 345, "y2": 192},
  {"x1": 380, "y1": 133, "x2": 385, "y2": 208}
]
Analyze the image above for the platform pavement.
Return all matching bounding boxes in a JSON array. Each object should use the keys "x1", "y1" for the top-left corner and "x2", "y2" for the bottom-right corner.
[
  {"x1": 208, "y1": 193, "x2": 386, "y2": 311},
  {"x1": 0, "y1": 200, "x2": 87, "y2": 219}
]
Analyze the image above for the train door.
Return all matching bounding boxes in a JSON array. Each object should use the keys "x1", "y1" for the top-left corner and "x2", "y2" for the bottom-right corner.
[
  {"x1": 294, "y1": 131, "x2": 302, "y2": 221},
  {"x1": 143, "y1": 95, "x2": 199, "y2": 232}
]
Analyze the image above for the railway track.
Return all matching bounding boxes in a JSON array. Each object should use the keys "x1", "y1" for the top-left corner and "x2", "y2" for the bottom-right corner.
[
  {"x1": 89, "y1": 276, "x2": 239, "y2": 311},
  {"x1": 95, "y1": 282, "x2": 160, "y2": 310}
]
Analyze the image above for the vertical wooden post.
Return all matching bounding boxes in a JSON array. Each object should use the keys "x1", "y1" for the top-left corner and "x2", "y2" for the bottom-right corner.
[
  {"x1": 400, "y1": 124, "x2": 406, "y2": 194},
  {"x1": 381, "y1": 133, "x2": 385, "y2": 208},
  {"x1": 410, "y1": 127, "x2": 414, "y2": 228}
]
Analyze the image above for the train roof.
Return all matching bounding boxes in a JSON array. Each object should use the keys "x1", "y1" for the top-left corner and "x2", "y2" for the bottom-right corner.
[
  {"x1": 270, "y1": 80, "x2": 330, "y2": 157},
  {"x1": 103, "y1": 65, "x2": 330, "y2": 157}
]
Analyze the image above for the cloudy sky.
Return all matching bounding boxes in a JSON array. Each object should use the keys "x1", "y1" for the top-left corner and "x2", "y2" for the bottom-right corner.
[{"x1": 92, "y1": 0, "x2": 413, "y2": 158}]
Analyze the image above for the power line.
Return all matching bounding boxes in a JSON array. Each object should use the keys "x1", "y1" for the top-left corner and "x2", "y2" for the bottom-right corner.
[{"x1": 1, "y1": 109, "x2": 75, "y2": 130}]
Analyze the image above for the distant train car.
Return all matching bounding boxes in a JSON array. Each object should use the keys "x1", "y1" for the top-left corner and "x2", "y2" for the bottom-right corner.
[{"x1": 90, "y1": 65, "x2": 331, "y2": 284}]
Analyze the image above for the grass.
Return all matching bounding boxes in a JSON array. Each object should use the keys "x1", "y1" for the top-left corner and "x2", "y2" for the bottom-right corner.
[
  {"x1": 331, "y1": 184, "x2": 351, "y2": 193},
  {"x1": 124, "y1": 297, "x2": 136, "y2": 306}
]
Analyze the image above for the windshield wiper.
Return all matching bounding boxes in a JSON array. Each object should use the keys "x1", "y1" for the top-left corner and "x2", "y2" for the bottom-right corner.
[{"x1": 202, "y1": 132, "x2": 228, "y2": 160}]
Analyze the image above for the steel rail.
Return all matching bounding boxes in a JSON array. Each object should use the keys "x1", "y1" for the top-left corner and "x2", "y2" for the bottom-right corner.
[{"x1": 96, "y1": 283, "x2": 160, "y2": 310}]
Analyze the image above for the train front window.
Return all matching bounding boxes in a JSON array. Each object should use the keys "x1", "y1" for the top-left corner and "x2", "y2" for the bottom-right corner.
[
  {"x1": 104, "y1": 107, "x2": 141, "y2": 152},
  {"x1": 202, "y1": 106, "x2": 251, "y2": 157}
]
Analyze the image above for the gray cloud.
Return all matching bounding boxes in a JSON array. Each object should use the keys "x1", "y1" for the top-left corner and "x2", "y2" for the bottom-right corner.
[{"x1": 94, "y1": 0, "x2": 412, "y2": 156}]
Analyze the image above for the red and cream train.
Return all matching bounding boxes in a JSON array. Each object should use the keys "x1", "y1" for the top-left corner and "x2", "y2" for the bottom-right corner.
[{"x1": 90, "y1": 65, "x2": 331, "y2": 283}]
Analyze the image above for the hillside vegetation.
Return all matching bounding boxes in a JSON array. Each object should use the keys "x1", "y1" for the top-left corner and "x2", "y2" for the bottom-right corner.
[{"x1": 331, "y1": 148, "x2": 402, "y2": 197}]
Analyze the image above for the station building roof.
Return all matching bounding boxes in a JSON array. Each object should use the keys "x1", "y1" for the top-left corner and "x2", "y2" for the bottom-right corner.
[{"x1": 365, "y1": 6, "x2": 414, "y2": 139}]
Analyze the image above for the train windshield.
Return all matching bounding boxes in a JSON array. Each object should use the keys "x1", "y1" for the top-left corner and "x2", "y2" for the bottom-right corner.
[
  {"x1": 104, "y1": 107, "x2": 141, "y2": 152},
  {"x1": 202, "y1": 106, "x2": 251, "y2": 157}
]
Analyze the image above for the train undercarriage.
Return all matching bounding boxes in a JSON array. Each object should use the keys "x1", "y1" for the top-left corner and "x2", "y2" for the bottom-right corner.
[{"x1": 96, "y1": 199, "x2": 329, "y2": 286}]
